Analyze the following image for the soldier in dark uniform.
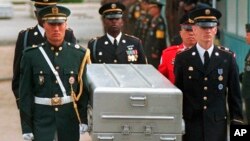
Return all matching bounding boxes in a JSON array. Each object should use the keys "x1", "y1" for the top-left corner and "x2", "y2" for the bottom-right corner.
[
  {"x1": 174, "y1": 7, "x2": 244, "y2": 141},
  {"x1": 133, "y1": 0, "x2": 151, "y2": 42},
  {"x1": 144, "y1": 0, "x2": 166, "y2": 68},
  {"x1": 88, "y1": 2, "x2": 147, "y2": 64},
  {"x1": 242, "y1": 23, "x2": 250, "y2": 124},
  {"x1": 12, "y1": 0, "x2": 76, "y2": 108},
  {"x1": 19, "y1": 5, "x2": 89, "y2": 141}
]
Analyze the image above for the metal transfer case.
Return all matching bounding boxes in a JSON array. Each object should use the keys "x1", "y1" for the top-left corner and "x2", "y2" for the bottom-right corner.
[{"x1": 86, "y1": 64, "x2": 183, "y2": 141}]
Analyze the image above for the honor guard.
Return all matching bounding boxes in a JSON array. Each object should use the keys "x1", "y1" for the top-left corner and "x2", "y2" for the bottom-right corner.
[
  {"x1": 12, "y1": 0, "x2": 76, "y2": 109},
  {"x1": 242, "y1": 23, "x2": 250, "y2": 124},
  {"x1": 174, "y1": 7, "x2": 244, "y2": 141},
  {"x1": 144, "y1": 0, "x2": 166, "y2": 68},
  {"x1": 158, "y1": 13, "x2": 196, "y2": 84},
  {"x1": 88, "y1": 2, "x2": 147, "y2": 64},
  {"x1": 19, "y1": 5, "x2": 90, "y2": 141}
]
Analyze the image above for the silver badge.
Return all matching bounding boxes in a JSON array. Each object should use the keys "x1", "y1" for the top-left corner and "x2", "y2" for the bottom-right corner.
[
  {"x1": 218, "y1": 84, "x2": 223, "y2": 90},
  {"x1": 192, "y1": 52, "x2": 196, "y2": 56},
  {"x1": 188, "y1": 66, "x2": 194, "y2": 71},
  {"x1": 39, "y1": 75, "x2": 44, "y2": 85},
  {"x1": 69, "y1": 76, "x2": 75, "y2": 85},
  {"x1": 105, "y1": 41, "x2": 109, "y2": 45},
  {"x1": 215, "y1": 52, "x2": 219, "y2": 56},
  {"x1": 34, "y1": 32, "x2": 38, "y2": 36},
  {"x1": 122, "y1": 40, "x2": 126, "y2": 43}
]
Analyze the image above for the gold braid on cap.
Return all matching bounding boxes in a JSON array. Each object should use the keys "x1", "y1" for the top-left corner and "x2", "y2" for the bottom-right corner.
[
  {"x1": 194, "y1": 16, "x2": 217, "y2": 21},
  {"x1": 103, "y1": 8, "x2": 122, "y2": 14},
  {"x1": 34, "y1": 2, "x2": 56, "y2": 5}
]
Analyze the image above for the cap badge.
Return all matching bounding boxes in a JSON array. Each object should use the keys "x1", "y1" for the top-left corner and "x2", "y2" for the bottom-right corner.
[
  {"x1": 205, "y1": 9, "x2": 211, "y2": 15},
  {"x1": 43, "y1": 0, "x2": 48, "y2": 2},
  {"x1": 52, "y1": 7, "x2": 59, "y2": 15},
  {"x1": 111, "y1": 3, "x2": 117, "y2": 9}
]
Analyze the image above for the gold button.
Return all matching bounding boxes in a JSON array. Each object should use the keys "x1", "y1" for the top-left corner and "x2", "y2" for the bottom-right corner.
[
  {"x1": 55, "y1": 80, "x2": 58, "y2": 84},
  {"x1": 55, "y1": 108, "x2": 58, "y2": 111},
  {"x1": 203, "y1": 96, "x2": 207, "y2": 100},
  {"x1": 55, "y1": 94, "x2": 58, "y2": 97},
  {"x1": 204, "y1": 77, "x2": 208, "y2": 81},
  {"x1": 55, "y1": 66, "x2": 59, "y2": 70},
  {"x1": 55, "y1": 52, "x2": 59, "y2": 56},
  {"x1": 204, "y1": 86, "x2": 208, "y2": 90},
  {"x1": 70, "y1": 71, "x2": 74, "y2": 74},
  {"x1": 59, "y1": 47, "x2": 62, "y2": 51},
  {"x1": 189, "y1": 76, "x2": 192, "y2": 79},
  {"x1": 203, "y1": 106, "x2": 207, "y2": 110},
  {"x1": 114, "y1": 60, "x2": 117, "y2": 63},
  {"x1": 40, "y1": 71, "x2": 43, "y2": 74},
  {"x1": 51, "y1": 47, "x2": 54, "y2": 51}
]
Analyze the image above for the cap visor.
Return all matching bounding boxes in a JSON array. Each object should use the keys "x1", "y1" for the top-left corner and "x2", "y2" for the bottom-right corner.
[
  {"x1": 196, "y1": 22, "x2": 217, "y2": 28},
  {"x1": 181, "y1": 25, "x2": 193, "y2": 30},
  {"x1": 47, "y1": 19, "x2": 66, "y2": 23},
  {"x1": 105, "y1": 14, "x2": 122, "y2": 19}
]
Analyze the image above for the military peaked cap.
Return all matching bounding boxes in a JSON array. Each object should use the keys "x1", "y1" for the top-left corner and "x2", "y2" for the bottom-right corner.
[
  {"x1": 189, "y1": 7, "x2": 221, "y2": 28},
  {"x1": 148, "y1": 0, "x2": 164, "y2": 6},
  {"x1": 31, "y1": 0, "x2": 60, "y2": 9},
  {"x1": 179, "y1": 13, "x2": 194, "y2": 30},
  {"x1": 38, "y1": 5, "x2": 70, "y2": 23},
  {"x1": 246, "y1": 24, "x2": 250, "y2": 33},
  {"x1": 99, "y1": 2, "x2": 126, "y2": 19}
]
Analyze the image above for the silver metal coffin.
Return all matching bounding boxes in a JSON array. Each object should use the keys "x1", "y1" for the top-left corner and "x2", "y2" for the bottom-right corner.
[{"x1": 86, "y1": 64, "x2": 183, "y2": 141}]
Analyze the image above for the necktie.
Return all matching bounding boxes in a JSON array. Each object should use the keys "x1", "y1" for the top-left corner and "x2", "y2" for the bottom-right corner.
[
  {"x1": 113, "y1": 39, "x2": 118, "y2": 48},
  {"x1": 204, "y1": 51, "x2": 210, "y2": 70}
]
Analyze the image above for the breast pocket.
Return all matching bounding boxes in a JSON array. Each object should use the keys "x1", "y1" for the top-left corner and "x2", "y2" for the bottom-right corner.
[
  {"x1": 63, "y1": 69, "x2": 79, "y2": 94},
  {"x1": 33, "y1": 68, "x2": 50, "y2": 88}
]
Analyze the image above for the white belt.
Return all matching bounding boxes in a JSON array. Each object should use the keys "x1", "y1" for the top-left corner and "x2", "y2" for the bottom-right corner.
[{"x1": 34, "y1": 96, "x2": 73, "y2": 106}]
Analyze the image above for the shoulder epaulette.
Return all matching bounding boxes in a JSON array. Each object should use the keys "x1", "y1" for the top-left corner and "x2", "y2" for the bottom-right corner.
[
  {"x1": 125, "y1": 34, "x2": 140, "y2": 40},
  {"x1": 67, "y1": 28, "x2": 73, "y2": 31},
  {"x1": 89, "y1": 37, "x2": 100, "y2": 43},
  {"x1": 176, "y1": 47, "x2": 191, "y2": 55},
  {"x1": 217, "y1": 45, "x2": 236, "y2": 57},
  {"x1": 66, "y1": 42, "x2": 86, "y2": 52},
  {"x1": 23, "y1": 46, "x2": 38, "y2": 52}
]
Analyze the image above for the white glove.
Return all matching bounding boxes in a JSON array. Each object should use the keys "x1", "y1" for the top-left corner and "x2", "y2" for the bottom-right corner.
[
  {"x1": 22, "y1": 133, "x2": 34, "y2": 141},
  {"x1": 79, "y1": 124, "x2": 88, "y2": 134}
]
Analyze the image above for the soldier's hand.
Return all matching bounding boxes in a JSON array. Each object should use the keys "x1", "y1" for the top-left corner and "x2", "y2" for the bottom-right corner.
[
  {"x1": 22, "y1": 133, "x2": 34, "y2": 141},
  {"x1": 79, "y1": 124, "x2": 88, "y2": 134}
]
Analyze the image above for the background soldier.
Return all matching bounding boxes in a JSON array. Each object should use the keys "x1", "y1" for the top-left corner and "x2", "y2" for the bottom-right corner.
[
  {"x1": 174, "y1": 7, "x2": 244, "y2": 141},
  {"x1": 242, "y1": 23, "x2": 250, "y2": 124},
  {"x1": 144, "y1": 0, "x2": 166, "y2": 68},
  {"x1": 88, "y1": 2, "x2": 147, "y2": 64},
  {"x1": 133, "y1": 0, "x2": 151, "y2": 43},
  {"x1": 12, "y1": 0, "x2": 76, "y2": 108},
  {"x1": 158, "y1": 13, "x2": 196, "y2": 84},
  {"x1": 19, "y1": 5, "x2": 89, "y2": 141}
]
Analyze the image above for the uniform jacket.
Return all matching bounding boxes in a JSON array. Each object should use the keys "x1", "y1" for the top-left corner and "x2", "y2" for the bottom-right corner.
[
  {"x1": 174, "y1": 45, "x2": 244, "y2": 141},
  {"x1": 242, "y1": 50, "x2": 250, "y2": 99},
  {"x1": 158, "y1": 43, "x2": 184, "y2": 84},
  {"x1": 12, "y1": 25, "x2": 76, "y2": 102},
  {"x1": 144, "y1": 15, "x2": 167, "y2": 68},
  {"x1": 88, "y1": 33, "x2": 147, "y2": 64},
  {"x1": 19, "y1": 41, "x2": 88, "y2": 141}
]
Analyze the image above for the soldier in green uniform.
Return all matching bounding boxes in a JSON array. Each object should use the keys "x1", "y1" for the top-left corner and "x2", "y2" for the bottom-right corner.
[
  {"x1": 19, "y1": 5, "x2": 90, "y2": 141},
  {"x1": 88, "y1": 2, "x2": 147, "y2": 64},
  {"x1": 144, "y1": 0, "x2": 166, "y2": 68},
  {"x1": 242, "y1": 23, "x2": 250, "y2": 124},
  {"x1": 133, "y1": 0, "x2": 151, "y2": 43},
  {"x1": 12, "y1": 0, "x2": 76, "y2": 109}
]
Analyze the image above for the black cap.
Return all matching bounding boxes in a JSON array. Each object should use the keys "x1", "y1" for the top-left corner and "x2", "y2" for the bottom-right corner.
[
  {"x1": 31, "y1": 0, "x2": 60, "y2": 10},
  {"x1": 179, "y1": 14, "x2": 193, "y2": 30},
  {"x1": 246, "y1": 24, "x2": 250, "y2": 32},
  {"x1": 189, "y1": 7, "x2": 221, "y2": 28},
  {"x1": 148, "y1": 0, "x2": 164, "y2": 7},
  {"x1": 183, "y1": 0, "x2": 198, "y2": 5},
  {"x1": 99, "y1": 2, "x2": 126, "y2": 19},
  {"x1": 38, "y1": 5, "x2": 70, "y2": 23}
]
